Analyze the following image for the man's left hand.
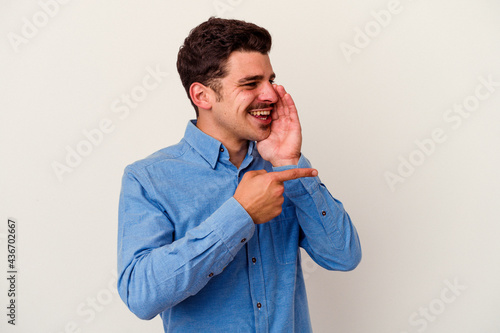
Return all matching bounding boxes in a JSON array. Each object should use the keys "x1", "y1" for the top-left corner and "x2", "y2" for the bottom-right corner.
[{"x1": 257, "y1": 85, "x2": 302, "y2": 167}]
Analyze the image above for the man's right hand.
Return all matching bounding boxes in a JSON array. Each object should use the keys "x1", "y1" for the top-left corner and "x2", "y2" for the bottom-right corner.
[{"x1": 233, "y1": 168, "x2": 318, "y2": 224}]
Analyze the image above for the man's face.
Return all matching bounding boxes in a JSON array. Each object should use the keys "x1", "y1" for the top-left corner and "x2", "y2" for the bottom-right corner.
[{"x1": 207, "y1": 51, "x2": 279, "y2": 146}]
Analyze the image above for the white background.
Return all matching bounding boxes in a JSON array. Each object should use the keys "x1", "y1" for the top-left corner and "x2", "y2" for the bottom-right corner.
[{"x1": 1, "y1": 1, "x2": 499, "y2": 332}]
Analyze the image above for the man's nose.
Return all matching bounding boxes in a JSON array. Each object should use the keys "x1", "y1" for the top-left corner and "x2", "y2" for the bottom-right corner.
[{"x1": 258, "y1": 82, "x2": 278, "y2": 104}]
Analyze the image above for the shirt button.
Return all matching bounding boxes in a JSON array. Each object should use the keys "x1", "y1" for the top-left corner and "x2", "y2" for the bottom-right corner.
[
  {"x1": 220, "y1": 147, "x2": 224, "y2": 152},
  {"x1": 241, "y1": 238, "x2": 246, "y2": 243},
  {"x1": 256, "y1": 302, "x2": 262, "y2": 309},
  {"x1": 208, "y1": 272, "x2": 214, "y2": 277},
  {"x1": 252, "y1": 257, "x2": 257, "y2": 264},
  {"x1": 322, "y1": 210, "x2": 327, "y2": 216}
]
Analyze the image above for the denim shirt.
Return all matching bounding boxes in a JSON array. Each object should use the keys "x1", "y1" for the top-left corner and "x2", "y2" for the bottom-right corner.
[{"x1": 117, "y1": 120, "x2": 361, "y2": 332}]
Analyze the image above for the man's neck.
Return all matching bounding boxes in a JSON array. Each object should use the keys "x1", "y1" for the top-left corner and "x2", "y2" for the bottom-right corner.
[
  {"x1": 195, "y1": 118, "x2": 248, "y2": 168},
  {"x1": 225, "y1": 141, "x2": 248, "y2": 169}
]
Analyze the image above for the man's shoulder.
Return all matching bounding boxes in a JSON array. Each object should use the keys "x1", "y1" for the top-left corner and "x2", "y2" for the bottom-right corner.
[{"x1": 125, "y1": 139, "x2": 191, "y2": 174}]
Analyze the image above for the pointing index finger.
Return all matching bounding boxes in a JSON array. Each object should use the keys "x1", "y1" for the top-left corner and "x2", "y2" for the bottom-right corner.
[{"x1": 273, "y1": 168, "x2": 318, "y2": 183}]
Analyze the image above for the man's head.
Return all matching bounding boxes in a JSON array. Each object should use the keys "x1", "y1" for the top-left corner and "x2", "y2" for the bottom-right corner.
[{"x1": 177, "y1": 17, "x2": 273, "y2": 117}]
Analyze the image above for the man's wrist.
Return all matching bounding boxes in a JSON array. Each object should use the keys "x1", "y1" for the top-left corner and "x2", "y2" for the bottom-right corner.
[{"x1": 270, "y1": 155, "x2": 301, "y2": 167}]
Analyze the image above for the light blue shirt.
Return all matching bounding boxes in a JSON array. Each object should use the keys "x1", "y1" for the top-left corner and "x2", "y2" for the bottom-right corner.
[{"x1": 117, "y1": 120, "x2": 361, "y2": 332}]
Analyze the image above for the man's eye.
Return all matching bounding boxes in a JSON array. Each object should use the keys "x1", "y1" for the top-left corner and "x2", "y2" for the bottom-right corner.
[{"x1": 245, "y1": 82, "x2": 258, "y2": 87}]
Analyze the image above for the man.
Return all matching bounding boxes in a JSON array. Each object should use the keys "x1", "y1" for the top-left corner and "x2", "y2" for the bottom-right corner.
[{"x1": 117, "y1": 17, "x2": 361, "y2": 332}]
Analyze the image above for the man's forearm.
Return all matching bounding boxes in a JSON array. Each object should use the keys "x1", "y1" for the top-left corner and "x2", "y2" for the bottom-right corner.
[{"x1": 275, "y1": 155, "x2": 362, "y2": 271}]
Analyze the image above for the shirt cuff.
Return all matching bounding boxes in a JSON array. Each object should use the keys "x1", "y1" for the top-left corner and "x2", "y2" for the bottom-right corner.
[{"x1": 272, "y1": 154, "x2": 321, "y2": 198}]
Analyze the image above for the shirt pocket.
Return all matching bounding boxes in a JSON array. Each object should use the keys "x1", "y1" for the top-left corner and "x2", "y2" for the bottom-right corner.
[{"x1": 268, "y1": 205, "x2": 300, "y2": 265}]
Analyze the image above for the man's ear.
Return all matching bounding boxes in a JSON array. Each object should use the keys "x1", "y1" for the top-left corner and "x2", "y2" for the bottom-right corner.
[{"x1": 190, "y1": 83, "x2": 213, "y2": 110}]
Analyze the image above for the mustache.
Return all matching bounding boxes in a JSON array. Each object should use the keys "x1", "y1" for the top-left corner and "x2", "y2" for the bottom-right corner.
[{"x1": 246, "y1": 103, "x2": 274, "y2": 111}]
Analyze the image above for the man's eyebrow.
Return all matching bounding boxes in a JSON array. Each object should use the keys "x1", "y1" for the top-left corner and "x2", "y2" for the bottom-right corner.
[{"x1": 237, "y1": 73, "x2": 276, "y2": 84}]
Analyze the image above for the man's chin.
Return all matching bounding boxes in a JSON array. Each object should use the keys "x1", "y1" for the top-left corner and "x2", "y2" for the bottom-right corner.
[{"x1": 254, "y1": 125, "x2": 272, "y2": 142}]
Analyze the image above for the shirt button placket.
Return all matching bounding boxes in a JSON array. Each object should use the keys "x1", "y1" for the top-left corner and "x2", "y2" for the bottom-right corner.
[{"x1": 246, "y1": 229, "x2": 269, "y2": 332}]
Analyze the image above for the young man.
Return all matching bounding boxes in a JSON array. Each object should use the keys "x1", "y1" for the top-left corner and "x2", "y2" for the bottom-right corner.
[{"x1": 117, "y1": 17, "x2": 361, "y2": 332}]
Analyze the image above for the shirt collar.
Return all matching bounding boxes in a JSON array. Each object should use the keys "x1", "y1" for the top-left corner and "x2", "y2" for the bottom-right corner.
[{"x1": 183, "y1": 120, "x2": 257, "y2": 169}]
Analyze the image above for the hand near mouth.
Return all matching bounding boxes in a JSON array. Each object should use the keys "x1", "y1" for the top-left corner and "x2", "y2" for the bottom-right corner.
[{"x1": 256, "y1": 85, "x2": 302, "y2": 167}]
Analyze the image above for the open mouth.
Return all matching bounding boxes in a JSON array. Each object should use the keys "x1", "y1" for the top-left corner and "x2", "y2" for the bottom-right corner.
[{"x1": 249, "y1": 110, "x2": 271, "y2": 120}]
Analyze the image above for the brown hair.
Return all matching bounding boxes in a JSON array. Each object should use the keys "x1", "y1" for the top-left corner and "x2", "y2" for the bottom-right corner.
[{"x1": 177, "y1": 17, "x2": 272, "y2": 116}]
